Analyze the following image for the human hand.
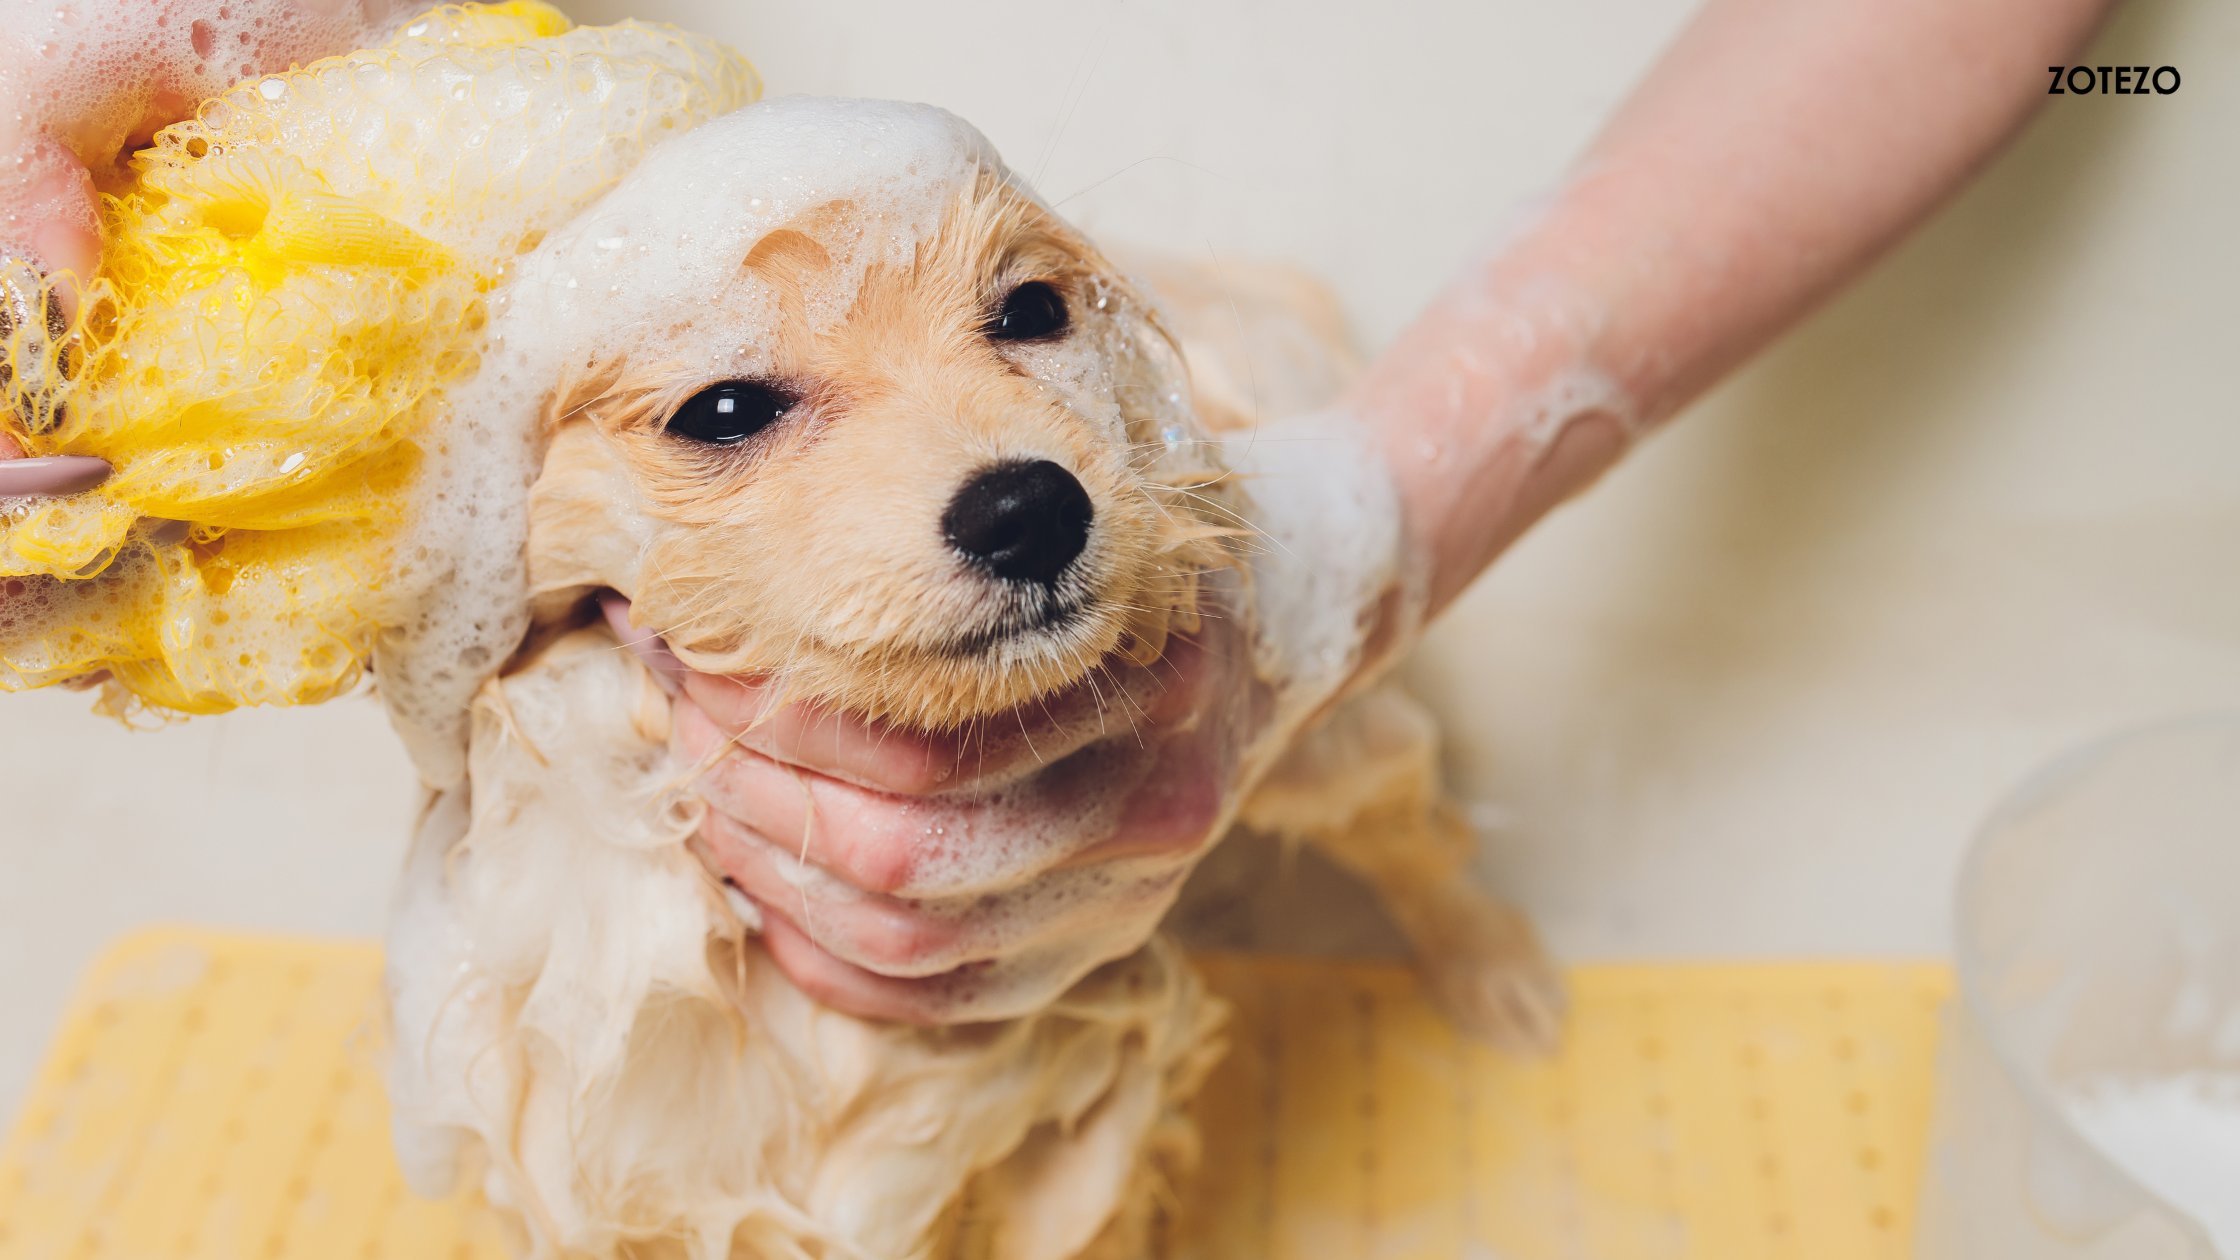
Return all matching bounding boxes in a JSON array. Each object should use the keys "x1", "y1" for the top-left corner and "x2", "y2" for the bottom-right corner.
[
  {"x1": 651, "y1": 415, "x2": 1402, "y2": 1026},
  {"x1": 669, "y1": 570, "x2": 1271, "y2": 1026}
]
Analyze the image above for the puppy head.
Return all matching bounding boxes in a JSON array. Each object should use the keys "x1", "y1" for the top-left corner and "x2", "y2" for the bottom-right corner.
[{"x1": 513, "y1": 100, "x2": 1240, "y2": 728}]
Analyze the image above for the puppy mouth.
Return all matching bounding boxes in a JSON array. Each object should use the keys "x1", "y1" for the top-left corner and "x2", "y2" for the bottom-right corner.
[{"x1": 939, "y1": 592, "x2": 1093, "y2": 658}]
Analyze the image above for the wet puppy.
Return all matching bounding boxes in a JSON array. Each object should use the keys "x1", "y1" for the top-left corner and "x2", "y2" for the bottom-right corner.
[{"x1": 386, "y1": 98, "x2": 1555, "y2": 1260}]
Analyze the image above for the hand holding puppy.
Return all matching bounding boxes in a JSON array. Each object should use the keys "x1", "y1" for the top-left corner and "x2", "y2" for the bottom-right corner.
[
  {"x1": 682, "y1": 0, "x2": 2118, "y2": 1025},
  {"x1": 679, "y1": 586, "x2": 1271, "y2": 1026},
  {"x1": 678, "y1": 413, "x2": 1413, "y2": 1026}
]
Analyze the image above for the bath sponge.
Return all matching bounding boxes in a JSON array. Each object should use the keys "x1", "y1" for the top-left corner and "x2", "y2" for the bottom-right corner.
[{"x1": 0, "y1": 1, "x2": 757, "y2": 714}]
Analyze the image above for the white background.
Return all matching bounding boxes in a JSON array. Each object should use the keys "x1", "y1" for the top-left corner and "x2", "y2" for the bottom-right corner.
[{"x1": 4, "y1": 0, "x2": 2235, "y2": 1124}]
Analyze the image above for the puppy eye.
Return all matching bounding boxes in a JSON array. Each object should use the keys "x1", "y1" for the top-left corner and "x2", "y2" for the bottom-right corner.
[
  {"x1": 987, "y1": 280, "x2": 1070, "y2": 342},
  {"x1": 665, "y1": 380, "x2": 795, "y2": 446}
]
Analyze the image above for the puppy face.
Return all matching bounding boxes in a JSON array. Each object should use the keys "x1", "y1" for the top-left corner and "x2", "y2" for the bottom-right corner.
[{"x1": 521, "y1": 104, "x2": 1238, "y2": 728}]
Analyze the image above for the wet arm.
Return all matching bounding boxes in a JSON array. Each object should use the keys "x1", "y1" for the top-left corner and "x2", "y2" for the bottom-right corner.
[{"x1": 1353, "y1": 0, "x2": 2116, "y2": 623}]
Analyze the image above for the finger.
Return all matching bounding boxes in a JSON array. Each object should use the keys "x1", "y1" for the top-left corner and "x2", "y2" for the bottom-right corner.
[
  {"x1": 678, "y1": 670, "x2": 1043, "y2": 795},
  {"x1": 754, "y1": 905, "x2": 978, "y2": 1026},
  {"x1": 755, "y1": 893, "x2": 1177, "y2": 1027},
  {"x1": 681, "y1": 691, "x2": 1212, "y2": 901},
  {"x1": 693, "y1": 817, "x2": 975, "y2": 974},
  {"x1": 678, "y1": 697, "x2": 950, "y2": 895},
  {"x1": 7, "y1": 139, "x2": 100, "y2": 307},
  {"x1": 1037, "y1": 629, "x2": 1255, "y2": 871},
  {"x1": 598, "y1": 593, "x2": 684, "y2": 695},
  {"x1": 696, "y1": 797, "x2": 1203, "y2": 982},
  {"x1": 678, "y1": 631, "x2": 1206, "y2": 795},
  {"x1": 678, "y1": 662, "x2": 1233, "y2": 891},
  {"x1": 1055, "y1": 736, "x2": 1229, "y2": 871}
]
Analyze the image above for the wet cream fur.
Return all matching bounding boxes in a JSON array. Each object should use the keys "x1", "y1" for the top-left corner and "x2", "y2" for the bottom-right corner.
[{"x1": 388, "y1": 630, "x2": 1222, "y2": 1259}]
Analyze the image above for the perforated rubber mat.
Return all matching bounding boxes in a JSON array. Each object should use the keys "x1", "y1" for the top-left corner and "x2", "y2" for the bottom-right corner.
[{"x1": 0, "y1": 931, "x2": 1948, "y2": 1260}]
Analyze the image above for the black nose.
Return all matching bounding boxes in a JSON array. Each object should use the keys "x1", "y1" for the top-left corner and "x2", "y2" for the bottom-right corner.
[{"x1": 943, "y1": 459, "x2": 1094, "y2": 586}]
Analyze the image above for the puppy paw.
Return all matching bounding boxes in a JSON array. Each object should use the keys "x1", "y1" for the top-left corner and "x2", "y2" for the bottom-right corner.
[
  {"x1": 1420, "y1": 945, "x2": 1567, "y2": 1056},
  {"x1": 1397, "y1": 889, "x2": 1567, "y2": 1055}
]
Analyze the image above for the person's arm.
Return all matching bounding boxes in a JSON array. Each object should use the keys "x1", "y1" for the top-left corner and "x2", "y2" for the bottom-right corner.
[{"x1": 1363, "y1": 0, "x2": 2113, "y2": 626}]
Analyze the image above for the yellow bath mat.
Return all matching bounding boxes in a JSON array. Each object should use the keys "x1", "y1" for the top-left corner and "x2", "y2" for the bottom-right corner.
[{"x1": 0, "y1": 930, "x2": 1947, "y2": 1260}]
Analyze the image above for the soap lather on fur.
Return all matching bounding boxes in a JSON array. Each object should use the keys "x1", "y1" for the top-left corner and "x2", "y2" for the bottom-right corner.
[{"x1": 382, "y1": 94, "x2": 1560, "y2": 1257}]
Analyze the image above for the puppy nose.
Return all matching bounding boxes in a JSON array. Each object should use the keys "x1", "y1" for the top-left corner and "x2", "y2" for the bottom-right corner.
[{"x1": 943, "y1": 459, "x2": 1094, "y2": 586}]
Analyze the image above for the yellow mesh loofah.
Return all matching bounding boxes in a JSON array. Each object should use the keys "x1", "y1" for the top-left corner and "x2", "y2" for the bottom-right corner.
[{"x1": 0, "y1": 1, "x2": 757, "y2": 714}]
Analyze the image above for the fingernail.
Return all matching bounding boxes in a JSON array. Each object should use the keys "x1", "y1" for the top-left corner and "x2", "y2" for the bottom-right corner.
[{"x1": 0, "y1": 455, "x2": 110, "y2": 496}]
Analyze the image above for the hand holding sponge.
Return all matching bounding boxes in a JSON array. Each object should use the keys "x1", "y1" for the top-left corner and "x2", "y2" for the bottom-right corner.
[{"x1": 0, "y1": 1, "x2": 754, "y2": 715}]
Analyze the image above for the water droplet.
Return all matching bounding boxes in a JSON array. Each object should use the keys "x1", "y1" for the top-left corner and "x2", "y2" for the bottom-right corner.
[{"x1": 258, "y1": 78, "x2": 286, "y2": 100}]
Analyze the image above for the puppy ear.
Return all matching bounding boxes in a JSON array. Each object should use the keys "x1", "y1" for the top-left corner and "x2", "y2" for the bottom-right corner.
[
  {"x1": 743, "y1": 228, "x2": 831, "y2": 287},
  {"x1": 741, "y1": 200, "x2": 855, "y2": 327}
]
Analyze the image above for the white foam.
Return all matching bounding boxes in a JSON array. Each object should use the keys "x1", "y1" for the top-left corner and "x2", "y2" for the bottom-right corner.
[
  {"x1": 480, "y1": 96, "x2": 996, "y2": 381},
  {"x1": 2062, "y1": 1071, "x2": 2240, "y2": 1257},
  {"x1": 1226, "y1": 410, "x2": 1407, "y2": 726}
]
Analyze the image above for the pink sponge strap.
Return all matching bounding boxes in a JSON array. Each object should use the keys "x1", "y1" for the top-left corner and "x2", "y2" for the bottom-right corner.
[{"x1": 0, "y1": 455, "x2": 111, "y2": 497}]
